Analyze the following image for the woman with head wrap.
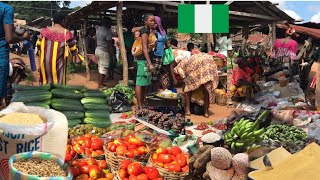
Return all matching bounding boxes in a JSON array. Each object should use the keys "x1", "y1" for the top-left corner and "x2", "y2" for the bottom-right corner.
[
  {"x1": 148, "y1": 16, "x2": 169, "y2": 92},
  {"x1": 272, "y1": 27, "x2": 299, "y2": 61},
  {"x1": 230, "y1": 57, "x2": 260, "y2": 102}
]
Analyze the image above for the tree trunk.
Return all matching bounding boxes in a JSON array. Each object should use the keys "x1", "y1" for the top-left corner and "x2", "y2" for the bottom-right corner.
[
  {"x1": 117, "y1": 1, "x2": 128, "y2": 86},
  {"x1": 83, "y1": 18, "x2": 90, "y2": 81}
]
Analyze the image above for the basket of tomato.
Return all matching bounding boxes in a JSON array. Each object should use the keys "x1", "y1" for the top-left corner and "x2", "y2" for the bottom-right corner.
[
  {"x1": 147, "y1": 146, "x2": 189, "y2": 180},
  {"x1": 114, "y1": 159, "x2": 164, "y2": 180},
  {"x1": 104, "y1": 133, "x2": 150, "y2": 170},
  {"x1": 68, "y1": 158, "x2": 114, "y2": 179},
  {"x1": 64, "y1": 144, "x2": 78, "y2": 163},
  {"x1": 71, "y1": 134, "x2": 105, "y2": 160}
]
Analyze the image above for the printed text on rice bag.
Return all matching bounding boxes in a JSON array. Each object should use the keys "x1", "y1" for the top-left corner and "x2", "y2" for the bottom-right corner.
[{"x1": 0, "y1": 132, "x2": 40, "y2": 154}]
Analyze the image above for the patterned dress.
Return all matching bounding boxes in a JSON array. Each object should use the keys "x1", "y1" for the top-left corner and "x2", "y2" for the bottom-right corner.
[{"x1": 37, "y1": 28, "x2": 83, "y2": 85}]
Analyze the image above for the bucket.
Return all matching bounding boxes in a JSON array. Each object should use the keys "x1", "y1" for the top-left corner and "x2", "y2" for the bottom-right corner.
[{"x1": 9, "y1": 151, "x2": 72, "y2": 180}]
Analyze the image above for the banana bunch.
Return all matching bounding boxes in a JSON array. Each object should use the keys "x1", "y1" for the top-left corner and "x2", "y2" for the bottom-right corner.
[{"x1": 224, "y1": 118, "x2": 265, "y2": 151}]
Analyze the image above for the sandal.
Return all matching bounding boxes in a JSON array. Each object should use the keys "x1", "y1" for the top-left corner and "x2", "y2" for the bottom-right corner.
[{"x1": 204, "y1": 114, "x2": 210, "y2": 118}]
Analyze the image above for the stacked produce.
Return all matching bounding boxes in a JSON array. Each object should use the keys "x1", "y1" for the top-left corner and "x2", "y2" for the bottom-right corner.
[
  {"x1": 82, "y1": 90, "x2": 111, "y2": 128},
  {"x1": 224, "y1": 110, "x2": 270, "y2": 151},
  {"x1": 68, "y1": 158, "x2": 113, "y2": 179},
  {"x1": 51, "y1": 85, "x2": 85, "y2": 128},
  {"x1": 68, "y1": 124, "x2": 109, "y2": 137},
  {"x1": 262, "y1": 123, "x2": 308, "y2": 153},
  {"x1": 103, "y1": 83, "x2": 135, "y2": 102},
  {"x1": 11, "y1": 84, "x2": 52, "y2": 109},
  {"x1": 135, "y1": 108, "x2": 185, "y2": 133},
  {"x1": 117, "y1": 160, "x2": 163, "y2": 180},
  {"x1": 71, "y1": 134, "x2": 104, "y2": 158},
  {"x1": 189, "y1": 146, "x2": 249, "y2": 180}
]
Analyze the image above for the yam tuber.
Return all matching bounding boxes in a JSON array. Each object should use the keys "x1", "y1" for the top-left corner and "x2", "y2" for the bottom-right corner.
[
  {"x1": 193, "y1": 146, "x2": 213, "y2": 169},
  {"x1": 190, "y1": 145, "x2": 213, "y2": 165},
  {"x1": 206, "y1": 162, "x2": 235, "y2": 180},
  {"x1": 203, "y1": 171, "x2": 210, "y2": 179}
]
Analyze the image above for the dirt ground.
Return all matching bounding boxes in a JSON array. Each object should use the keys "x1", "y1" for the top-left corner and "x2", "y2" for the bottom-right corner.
[{"x1": 10, "y1": 53, "x2": 234, "y2": 124}]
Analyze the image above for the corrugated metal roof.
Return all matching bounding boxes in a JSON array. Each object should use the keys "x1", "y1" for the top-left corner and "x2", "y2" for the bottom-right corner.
[{"x1": 277, "y1": 24, "x2": 320, "y2": 39}]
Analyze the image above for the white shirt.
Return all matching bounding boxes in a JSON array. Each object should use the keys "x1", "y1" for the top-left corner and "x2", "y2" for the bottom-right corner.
[
  {"x1": 173, "y1": 49, "x2": 191, "y2": 64},
  {"x1": 215, "y1": 36, "x2": 232, "y2": 57}
]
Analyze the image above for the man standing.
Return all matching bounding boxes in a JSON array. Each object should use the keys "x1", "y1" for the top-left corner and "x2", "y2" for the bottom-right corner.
[{"x1": 95, "y1": 18, "x2": 114, "y2": 88}]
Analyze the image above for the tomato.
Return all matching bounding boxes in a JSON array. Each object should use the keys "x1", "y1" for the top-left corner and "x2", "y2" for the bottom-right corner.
[
  {"x1": 144, "y1": 166, "x2": 160, "y2": 179},
  {"x1": 120, "y1": 159, "x2": 132, "y2": 170},
  {"x1": 158, "y1": 154, "x2": 173, "y2": 164},
  {"x1": 152, "y1": 178, "x2": 164, "y2": 180},
  {"x1": 91, "y1": 136, "x2": 100, "y2": 141},
  {"x1": 88, "y1": 165, "x2": 101, "y2": 179},
  {"x1": 70, "y1": 149, "x2": 76, "y2": 157},
  {"x1": 183, "y1": 153, "x2": 190, "y2": 162},
  {"x1": 96, "y1": 150, "x2": 104, "y2": 155},
  {"x1": 125, "y1": 134, "x2": 135, "y2": 142},
  {"x1": 126, "y1": 150, "x2": 135, "y2": 158},
  {"x1": 74, "y1": 144, "x2": 85, "y2": 154},
  {"x1": 77, "y1": 137, "x2": 85, "y2": 146},
  {"x1": 65, "y1": 153, "x2": 72, "y2": 162},
  {"x1": 107, "y1": 142, "x2": 117, "y2": 152},
  {"x1": 156, "y1": 147, "x2": 168, "y2": 154},
  {"x1": 118, "y1": 169, "x2": 128, "y2": 179},
  {"x1": 114, "y1": 139, "x2": 128, "y2": 148},
  {"x1": 72, "y1": 160, "x2": 81, "y2": 167},
  {"x1": 137, "y1": 174, "x2": 148, "y2": 180},
  {"x1": 79, "y1": 159, "x2": 88, "y2": 166},
  {"x1": 129, "y1": 175, "x2": 139, "y2": 180},
  {"x1": 70, "y1": 166, "x2": 81, "y2": 177},
  {"x1": 176, "y1": 153, "x2": 187, "y2": 167},
  {"x1": 97, "y1": 160, "x2": 108, "y2": 169},
  {"x1": 116, "y1": 146, "x2": 128, "y2": 156},
  {"x1": 84, "y1": 138, "x2": 92, "y2": 148},
  {"x1": 91, "y1": 151, "x2": 100, "y2": 157},
  {"x1": 137, "y1": 146, "x2": 147, "y2": 155},
  {"x1": 80, "y1": 165, "x2": 89, "y2": 174},
  {"x1": 84, "y1": 134, "x2": 92, "y2": 139},
  {"x1": 182, "y1": 165, "x2": 189, "y2": 172},
  {"x1": 163, "y1": 163, "x2": 181, "y2": 172},
  {"x1": 128, "y1": 138, "x2": 144, "y2": 146},
  {"x1": 76, "y1": 174, "x2": 89, "y2": 180},
  {"x1": 85, "y1": 148, "x2": 92, "y2": 157},
  {"x1": 168, "y1": 146, "x2": 182, "y2": 156},
  {"x1": 128, "y1": 144, "x2": 138, "y2": 150},
  {"x1": 105, "y1": 173, "x2": 114, "y2": 180},
  {"x1": 72, "y1": 139, "x2": 79, "y2": 146},
  {"x1": 123, "y1": 178, "x2": 129, "y2": 180},
  {"x1": 127, "y1": 162, "x2": 143, "y2": 176},
  {"x1": 151, "y1": 153, "x2": 158, "y2": 161},
  {"x1": 91, "y1": 138, "x2": 103, "y2": 150},
  {"x1": 152, "y1": 160, "x2": 164, "y2": 168},
  {"x1": 87, "y1": 158, "x2": 97, "y2": 166}
]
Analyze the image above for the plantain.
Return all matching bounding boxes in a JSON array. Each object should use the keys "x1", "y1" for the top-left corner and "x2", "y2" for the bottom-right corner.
[
  {"x1": 253, "y1": 128, "x2": 265, "y2": 137},
  {"x1": 231, "y1": 142, "x2": 236, "y2": 150}
]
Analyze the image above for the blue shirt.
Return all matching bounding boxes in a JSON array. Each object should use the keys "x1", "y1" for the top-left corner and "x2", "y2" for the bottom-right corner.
[
  {"x1": 0, "y1": 3, "x2": 13, "y2": 51},
  {"x1": 154, "y1": 32, "x2": 167, "y2": 57}
]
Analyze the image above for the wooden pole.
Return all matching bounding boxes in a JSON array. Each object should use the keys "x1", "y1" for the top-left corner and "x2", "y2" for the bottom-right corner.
[
  {"x1": 83, "y1": 18, "x2": 90, "y2": 81},
  {"x1": 316, "y1": 63, "x2": 320, "y2": 110},
  {"x1": 117, "y1": 1, "x2": 128, "y2": 86},
  {"x1": 207, "y1": 33, "x2": 211, "y2": 52},
  {"x1": 272, "y1": 22, "x2": 276, "y2": 46}
]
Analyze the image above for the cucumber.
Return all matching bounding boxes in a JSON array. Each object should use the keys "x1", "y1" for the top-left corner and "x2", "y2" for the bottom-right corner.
[
  {"x1": 83, "y1": 103, "x2": 111, "y2": 110},
  {"x1": 85, "y1": 110, "x2": 110, "y2": 119},
  {"x1": 11, "y1": 92, "x2": 52, "y2": 102},
  {"x1": 84, "y1": 117, "x2": 112, "y2": 128},
  {"x1": 12, "y1": 83, "x2": 51, "y2": 91},
  {"x1": 24, "y1": 100, "x2": 51, "y2": 106},
  {"x1": 51, "y1": 89, "x2": 84, "y2": 99},
  {"x1": 52, "y1": 84, "x2": 85, "y2": 91},
  {"x1": 51, "y1": 98, "x2": 84, "y2": 111},
  {"x1": 24, "y1": 103, "x2": 50, "y2": 109},
  {"x1": 13, "y1": 90, "x2": 50, "y2": 97},
  {"x1": 68, "y1": 119, "x2": 82, "y2": 128},
  {"x1": 81, "y1": 97, "x2": 107, "y2": 104},
  {"x1": 61, "y1": 111, "x2": 85, "y2": 119},
  {"x1": 83, "y1": 90, "x2": 106, "y2": 98}
]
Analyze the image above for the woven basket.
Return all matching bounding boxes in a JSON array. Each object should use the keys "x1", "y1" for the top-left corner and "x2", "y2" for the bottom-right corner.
[
  {"x1": 216, "y1": 93, "x2": 227, "y2": 106},
  {"x1": 147, "y1": 157, "x2": 189, "y2": 180},
  {"x1": 103, "y1": 145, "x2": 150, "y2": 171}
]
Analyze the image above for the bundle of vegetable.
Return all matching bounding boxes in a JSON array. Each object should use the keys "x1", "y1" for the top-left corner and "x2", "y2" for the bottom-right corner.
[
  {"x1": 11, "y1": 84, "x2": 52, "y2": 109},
  {"x1": 224, "y1": 110, "x2": 270, "y2": 152},
  {"x1": 103, "y1": 84, "x2": 135, "y2": 102},
  {"x1": 50, "y1": 85, "x2": 85, "y2": 128},
  {"x1": 262, "y1": 123, "x2": 308, "y2": 153}
]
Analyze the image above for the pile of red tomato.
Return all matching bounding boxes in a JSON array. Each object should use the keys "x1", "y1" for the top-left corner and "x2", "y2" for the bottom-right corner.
[
  {"x1": 69, "y1": 158, "x2": 113, "y2": 180},
  {"x1": 106, "y1": 134, "x2": 149, "y2": 158},
  {"x1": 151, "y1": 146, "x2": 189, "y2": 173},
  {"x1": 118, "y1": 159, "x2": 163, "y2": 180},
  {"x1": 71, "y1": 134, "x2": 104, "y2": 158},
  {"x1": 65, "y1": 144, "x2": 77, "y2": 163}
]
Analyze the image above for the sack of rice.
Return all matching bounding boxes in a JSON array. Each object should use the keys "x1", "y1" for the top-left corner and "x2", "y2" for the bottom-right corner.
[
  {"x1": 9, "y1": 151, "x2": 72, "y2": 180},
  {"x1": 0, "y1": 102, "x2": 66, "y2": 180}
]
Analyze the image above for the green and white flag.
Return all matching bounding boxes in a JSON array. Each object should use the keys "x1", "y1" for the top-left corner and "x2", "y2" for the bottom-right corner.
[{"x1": 178, "y1": 4, "x2": 229, "y2": 33}]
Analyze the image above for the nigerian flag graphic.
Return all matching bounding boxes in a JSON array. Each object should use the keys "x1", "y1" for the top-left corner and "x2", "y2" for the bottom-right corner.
[{"x1": 178, "y1": 4, "x2": 229, "y2": 33}]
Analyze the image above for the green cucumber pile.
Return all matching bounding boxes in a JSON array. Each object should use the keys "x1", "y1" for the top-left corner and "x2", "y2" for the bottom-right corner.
[
  {"x1": 11, "y1": 84, "x2": 52, "y2": 109},
  {"x1": 224, "y1": 110, "x2": 270, "y2": 152}
]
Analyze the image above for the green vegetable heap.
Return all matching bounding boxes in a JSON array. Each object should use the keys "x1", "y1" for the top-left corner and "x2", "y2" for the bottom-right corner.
[
  {"x1": 224, "y1": 110, "x2": 270, "y2": 151},
  {"x1": 103, "y1": 84, "x2": 135, "y2": 101},
  {"x1": 262, "y1": 124, "x2": 308, "y2": 147}
]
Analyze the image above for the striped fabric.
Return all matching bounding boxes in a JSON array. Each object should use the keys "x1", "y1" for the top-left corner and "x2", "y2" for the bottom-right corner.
[{"x1": 38, "y1": 37, "x2": 67, "y2": 85}]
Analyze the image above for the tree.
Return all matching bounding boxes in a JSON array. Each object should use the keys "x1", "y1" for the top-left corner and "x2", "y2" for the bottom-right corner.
[{"x1": 6, "y1": 1, "x2": 71, "y2": 22}]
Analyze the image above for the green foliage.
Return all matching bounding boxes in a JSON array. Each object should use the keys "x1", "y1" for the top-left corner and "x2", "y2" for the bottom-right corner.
[
  {"x1": 167, "y1": 28, "x2": 178, "y2": 39},
  {"x1": 190, "y1": 33, "x2": 201, "y2": 40},
  {"x1": 6, "y1": 1, "x2": 71, "y2": 22}
]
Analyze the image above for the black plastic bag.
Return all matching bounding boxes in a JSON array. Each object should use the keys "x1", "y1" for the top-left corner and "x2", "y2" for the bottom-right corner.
[{"x1": 109, "y1": 91, "x2": 131, "y2": 113}]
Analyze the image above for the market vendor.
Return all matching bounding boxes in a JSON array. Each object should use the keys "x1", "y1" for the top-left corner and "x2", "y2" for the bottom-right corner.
[
  {"x1": 174, "y1": 52, "x2": 219, "y2": 118},
  {"x1": 272, "y1": 27, "x2": 299, "y2": 61},
  {"x1": 230, "y1": 57, "x2": 261, "y2": 102},
  {"x1": 215, "y1": 33, "x2": 233, "y2": 58}
]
